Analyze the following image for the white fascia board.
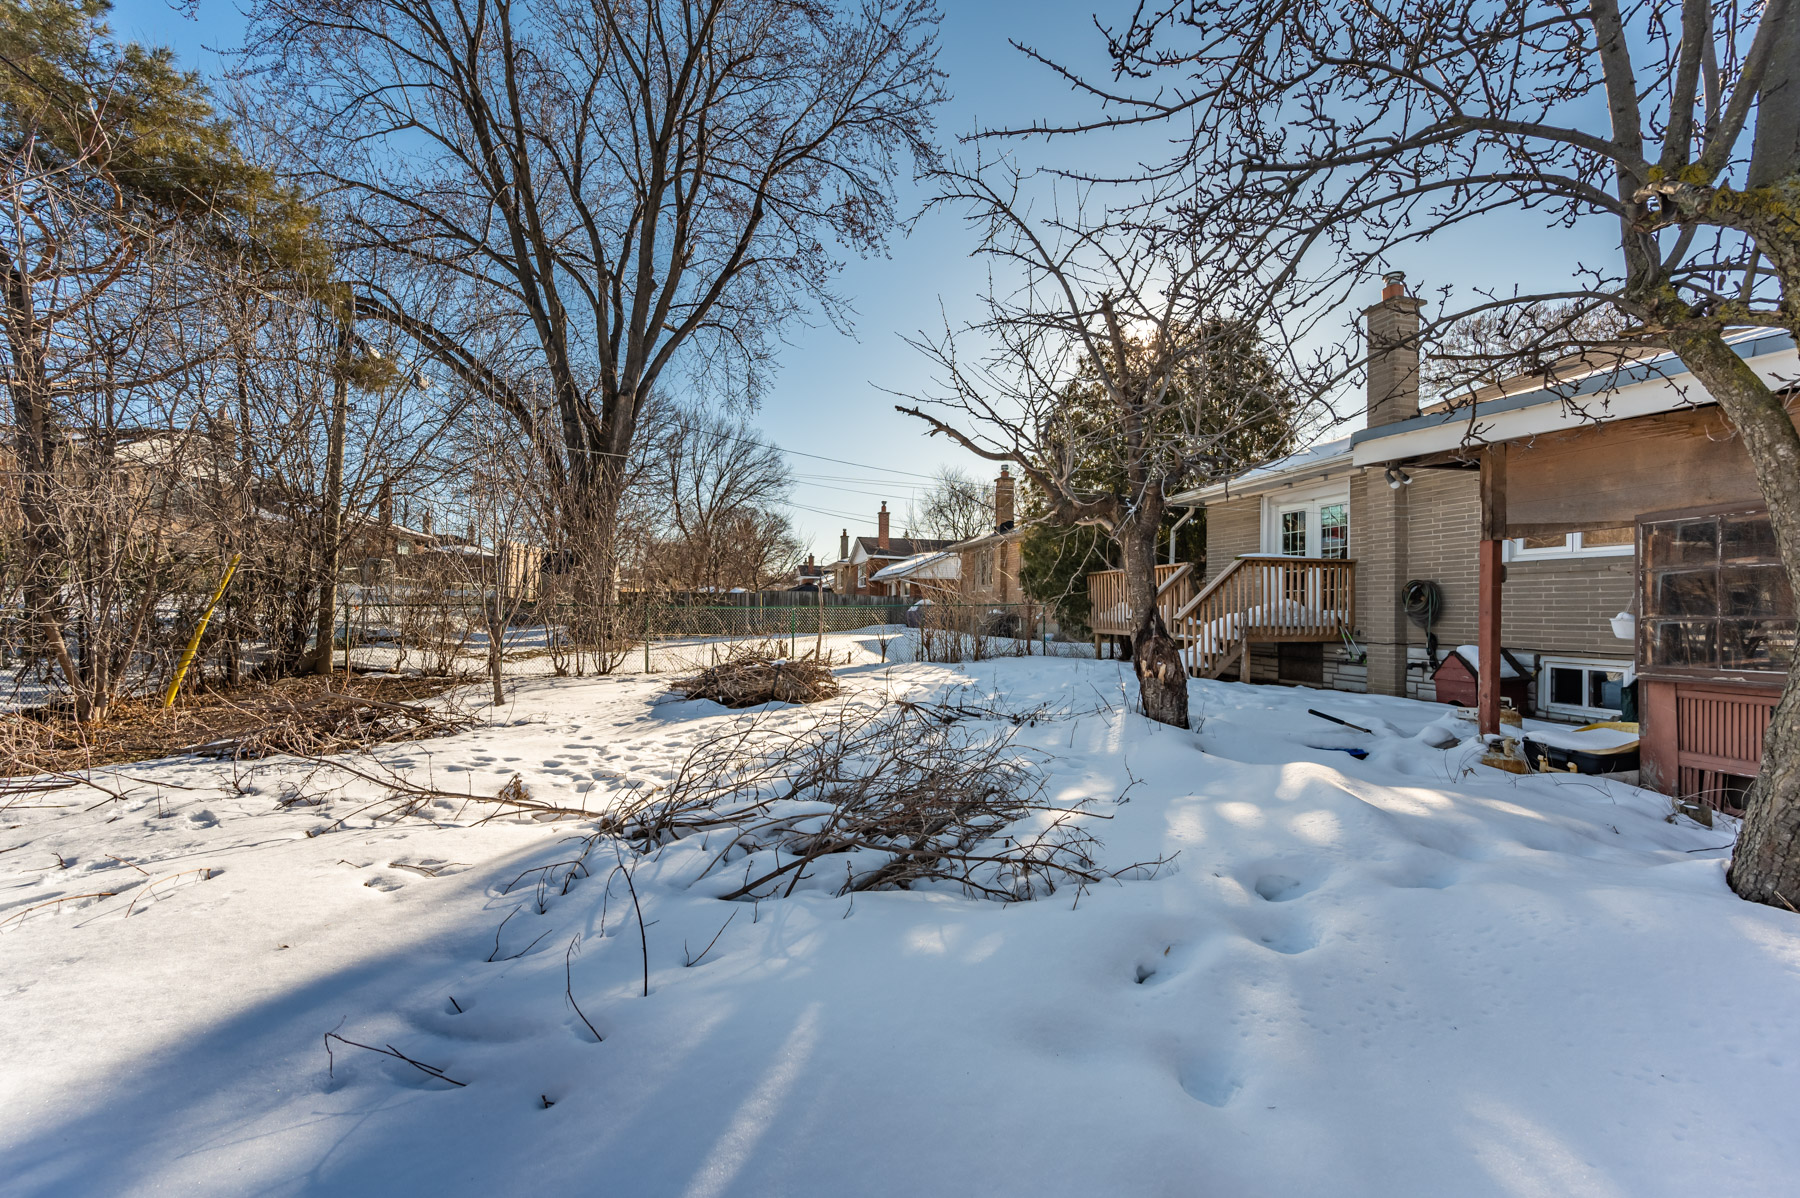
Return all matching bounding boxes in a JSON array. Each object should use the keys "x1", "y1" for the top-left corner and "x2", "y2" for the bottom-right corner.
[
  {"x1": 1170, "y1": 454, "x2": 1355, "y2": 507},
  {"x1": 1351, "y1": 340, "x2": 1798, "y2": 467}
]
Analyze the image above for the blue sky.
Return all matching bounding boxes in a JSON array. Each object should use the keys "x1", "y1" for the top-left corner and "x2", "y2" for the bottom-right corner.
[{"x1": 114, "y1": 0, "x2": 1605, "y2": 558}]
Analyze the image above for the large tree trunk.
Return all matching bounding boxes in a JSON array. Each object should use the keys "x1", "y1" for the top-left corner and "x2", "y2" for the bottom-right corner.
[
  {"x1": 306, "y1": 336, "x2": 352, "y2": 675},
  {"x1": 1122, "y1": 522, "x2": 1188, "y2": 729},
  {"x1": 1667, "y1": 331, "x2": 1800, "y2": 908}
]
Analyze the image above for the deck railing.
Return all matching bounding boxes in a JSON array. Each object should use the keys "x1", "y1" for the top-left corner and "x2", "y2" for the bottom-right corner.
[
  {"x1": 1087, "y1": 562, "x2": 1193, "y2": 638},
  {"x1": 1170, "y1": 556, "x2": 1355, "y2": 677}
]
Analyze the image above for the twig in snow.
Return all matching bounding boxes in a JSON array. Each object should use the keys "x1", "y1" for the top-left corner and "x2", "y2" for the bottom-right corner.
[
  {"x1": 611, "y1": 841, "x2": 650, "y2": 996},
  {"x1": 124, "y1": 868, "x2": 214, "y2": 917},
  {"x1": 565, "y1": 935, "x2": 603, "y2": 1042},
  {"x1": 683, "y1": 909, "x2": 737, "y2": 967},
  {"x1": 324, "y1": 1029, "x2": 466, "y2": 1087},
  {"x1": 488, "y1": 906, "x2": 521, "y2": 962},
  {"x1": 0, "y1": 891, "x2": 118, "y2": 929}
]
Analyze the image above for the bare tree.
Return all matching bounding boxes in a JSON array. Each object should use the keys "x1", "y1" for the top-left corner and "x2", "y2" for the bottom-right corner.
[
  {"x1": 0, "y1": 0, "x2": 317, "y2": 717},
  {"x1": 908, "y1": 466, "x2": 994, "y2": 542},
  {"x1": 246, "y1": 0, "x2": 945, "y2": 607},
  {"x1": 896, "y1": 162, "x2": 1313, "y2": 728},
  {"x1": 637, "y1": 406, "x2": 803, "y2": 594},
  {"x1": 1004, "y1": 0, "x2": 1800, "y2": 906}
]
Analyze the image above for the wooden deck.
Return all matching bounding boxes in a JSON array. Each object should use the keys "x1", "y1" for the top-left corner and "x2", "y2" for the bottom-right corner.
[{"x1": 1088, "y1": 556, "x2": 1355, "y2": 678}]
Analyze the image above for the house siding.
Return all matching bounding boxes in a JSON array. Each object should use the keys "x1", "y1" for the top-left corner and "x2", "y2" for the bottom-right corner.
[
  {"x1": 1202, "y1": 496, "x2": 1261, "y2": 581},
  {"x1": 1199, "y1": 464, "x2": 1635, "y2": 716}
]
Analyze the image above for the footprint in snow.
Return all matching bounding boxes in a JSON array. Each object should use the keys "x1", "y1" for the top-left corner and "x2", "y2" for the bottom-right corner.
[
  {"x1": 363, "y1": 874, "x2": 404, "y2": 893},
  {"x1": 1234, "y1": 908, "x2": 1319, "y2": 955},
  {"x1": 1176, "y1": 1047, "x2": 1243, "y2": 1107},
  {"x1": 187, "y1": 810, "x2": 220, "y2": 828}
]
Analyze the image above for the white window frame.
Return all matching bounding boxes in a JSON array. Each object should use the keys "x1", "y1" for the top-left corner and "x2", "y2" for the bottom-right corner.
[
  {"x1": 1260, "y1": 481, "x2": 1351, "y2": 558},
  {"x1": 1505, "y1": 530, "x2": 1635, "y2": 561},
  {"x1": 1536, "y1": 656, "x2": 1631, "y2": 720}
]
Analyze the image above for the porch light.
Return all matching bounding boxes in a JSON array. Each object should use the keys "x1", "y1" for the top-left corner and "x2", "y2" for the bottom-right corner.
[{"x1": 1385, "y1": 466, "x2": 1412, "y2": 489}]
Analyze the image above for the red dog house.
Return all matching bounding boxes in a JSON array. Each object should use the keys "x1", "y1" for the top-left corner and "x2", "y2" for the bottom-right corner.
[{"x1": 1433, "y1": 646, "x2": 1531, "y2": 714}]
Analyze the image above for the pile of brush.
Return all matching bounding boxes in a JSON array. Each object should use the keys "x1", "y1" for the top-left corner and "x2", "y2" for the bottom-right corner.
[
  {"x1": 670, "y1": 646, "x2": 839, "y2": 708},
  {"x1": 195, "y1": 691, "x2": 474, "y2": 759}
]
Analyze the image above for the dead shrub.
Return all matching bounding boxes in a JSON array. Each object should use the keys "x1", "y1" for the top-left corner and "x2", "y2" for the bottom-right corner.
[
  {"x1": 670, "y1": 641, "x2": 840, "y2": 707},
  {"x1": 595, "y1": 700, "x2": 1167, "y2": 902}
]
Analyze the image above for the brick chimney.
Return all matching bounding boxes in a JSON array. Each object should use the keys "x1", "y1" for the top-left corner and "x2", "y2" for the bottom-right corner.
[
  {"x1": 377, "y1": 479, "x2": 393, "y2": 528},
  {"x1": 877, "y1": 502, "x2": 890, "y2": 551},
  {"x1": 421, "y1": 506, "x2": 433, "y2": 535},
  {"x1": 839, "y1": 529, "x2": 849, "y2": 561},
  {"x1": 994, "y1": 465, "x2": 1015, "y2": 531},
  {"x1": 1364, "y1": 271, "x2": 1424, "y2": 428}
]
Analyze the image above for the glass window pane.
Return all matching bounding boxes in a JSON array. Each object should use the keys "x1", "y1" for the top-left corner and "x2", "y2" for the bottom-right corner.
[
  {"x1": 1721, "y1": 565, "x2": 1794, "y2": 619},
  {"x1": 1645, "y1": 518, "x2": 1718, "y2": 568},
  {"x1": 1649, "y1": 568, "x2": 1718, "y2": 616},
  {"x1": 1549, "y1": 667, "x2": 1583, "y2": 706},
  {"x1": 1582, "y1": 527, "x2": 1634, "y2": 547},
  {"x1": 1719, "y1": 620, "x2": 1796, "y2": 671},
  {"x1": 1722, "y1": 514, "x2": 1777, "y2": 563},
  {"x1": 1280, "y1": 510, "x2": 1307, "y2": 556},
  {"x1": 1522, "y1": 534, "x2": 1569, "y2": 550},
  {"x1": 1319, "y1": 503, "x2": 1348, "y2": 559},
  {"x1": 1590, "y1": 671, "x2": 1624, "y2": 711},
  {"x1": 1650, "y1": 619, "x2": 1717, "y2": 668}
]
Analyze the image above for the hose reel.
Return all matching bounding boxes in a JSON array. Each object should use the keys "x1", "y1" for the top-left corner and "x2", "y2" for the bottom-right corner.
[{"x1": 1402, "y1": 579, "x2": 1445, "y2": 667}]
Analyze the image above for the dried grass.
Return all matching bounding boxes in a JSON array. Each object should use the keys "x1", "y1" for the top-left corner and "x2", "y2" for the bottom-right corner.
[{"x1": 1, "y1": 675, "x2": 465, "y2": 776}]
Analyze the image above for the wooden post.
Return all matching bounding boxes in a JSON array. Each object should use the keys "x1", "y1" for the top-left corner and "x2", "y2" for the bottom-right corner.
[{"x1": 1478, "y1": 446, "x2": 1508, "y2": 737}]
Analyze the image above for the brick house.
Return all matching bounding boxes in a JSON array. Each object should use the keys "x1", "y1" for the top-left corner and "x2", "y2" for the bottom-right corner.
[
  {"x1": 829, "y1": 503, "x2": 956, "y2": 597},
  {"x1": 1091, "y1": 271, "x2": 1798, "y2": 812},
  {"x1": 951, "y1": 465, "x2": 1025, "y2": 605}
]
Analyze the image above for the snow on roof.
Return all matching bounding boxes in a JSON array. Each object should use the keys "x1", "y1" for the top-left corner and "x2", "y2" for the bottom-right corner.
[
  {"x1": 869, "y1": 550, "x2": 961, "y2": 582},
  {"x1": 1351, "y1": 329, "x2": 1796, "y2": 465},
  {"x1": 1170, "y1": 435, "x2": 1354, "y2": 506}
]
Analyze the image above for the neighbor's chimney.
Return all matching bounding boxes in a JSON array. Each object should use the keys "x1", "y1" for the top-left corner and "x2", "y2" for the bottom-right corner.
[
  {"x1": 995, "y1": 465, "x2": 1015, "y2": 531},
  {"x1": 377, "y1": 479, "x2": 393, "y2": 528},
  {"x1": 877, "y1": 502, "x2": 890, "y2": 551},
  {"x1": 1364, "y1": 271, "x2": 1423, "y2": 428},
  {"x1": 839, "y1": 529, "x2": 850, "y2": 561},
  {"x1": 421, "y1": 507, "x2": 433, "y2": 535}
]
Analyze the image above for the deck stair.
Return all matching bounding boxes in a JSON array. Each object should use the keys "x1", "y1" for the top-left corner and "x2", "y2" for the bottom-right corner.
[{"x1": 1089, "y1": 557, "x2": 1355, "y2": 678}]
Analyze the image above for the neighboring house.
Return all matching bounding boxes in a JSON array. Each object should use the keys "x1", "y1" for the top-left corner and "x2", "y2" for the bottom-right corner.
[
  {"x1": 869, "y1": 549, "x2": 961, "y2": 596},
  {"x1": 1091, "y1": 270, "x2": 1799, "y2": 815},
  {"x1": 950, "y1": 466, "x2": 1026, "y2": 606},
  {"x1": 787, "y1": 555, "x2": 829, "y2": 591},
  {"x1": 829, "y1": 503, "x2": 956, "y2": 597}
]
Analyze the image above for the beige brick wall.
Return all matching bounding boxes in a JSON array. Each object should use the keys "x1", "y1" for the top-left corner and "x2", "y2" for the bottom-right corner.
[
  {"x1": 1401, "y1": 469, "x2": 1480, "y2": 646},
  {"x1": 1503, "y1": 557, "x2": 1635, "y2": 657},
  {"x1": 1202, "y1": 496, "x2": 1262, "y2": 581}
]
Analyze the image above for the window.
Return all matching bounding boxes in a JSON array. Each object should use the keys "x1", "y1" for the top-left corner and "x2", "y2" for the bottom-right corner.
[
  {"x1": 1642, "y1": 508, "x2": 1795, "y2": 675},
  {"x1": 1319, "y1": 503, "x2": 1349, "y2": 559},
  {"x1": 1507, "y1": 527, "x2": 1635, "y2": 559},
  {"x1": 1539, "y1": 658, "x2": 1628, "y2": 719},
  {"x1": 1280, "y1": 509, "x2": 1307, "y2": 555},
  {"x1": 1266, "y1": 490, "x2": 1349, "y2": 558}
]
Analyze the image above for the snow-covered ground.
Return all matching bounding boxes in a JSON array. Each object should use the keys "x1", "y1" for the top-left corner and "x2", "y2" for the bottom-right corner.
[{"x1": 3, "y1": 631, "x2": 1795, "y2": 1197}]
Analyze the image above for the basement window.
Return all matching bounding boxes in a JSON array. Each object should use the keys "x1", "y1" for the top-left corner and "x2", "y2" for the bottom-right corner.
[{"x1": 1538, "y1": 658, "x2": 1627, "y2": 719}]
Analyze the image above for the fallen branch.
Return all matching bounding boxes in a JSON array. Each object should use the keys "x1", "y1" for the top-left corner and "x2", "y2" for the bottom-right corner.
[
  {"x1": 0, "y1": 891, "x2": 118, "y2": 930},
  {"x1": 124, "y1": 868, "x2": 214, "y2": 918},
  {"x1": 324, "y1": 1029, "x2": 466, "y2": 1087}
]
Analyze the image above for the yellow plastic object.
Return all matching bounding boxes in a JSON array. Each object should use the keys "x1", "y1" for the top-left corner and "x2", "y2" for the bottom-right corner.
[
  {"x1": 162, "y1": 554, "x2": 242, "y2": 708},
  {"x1": 1575, "y1": 720, "x2": 1640, "y2": 734}
]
